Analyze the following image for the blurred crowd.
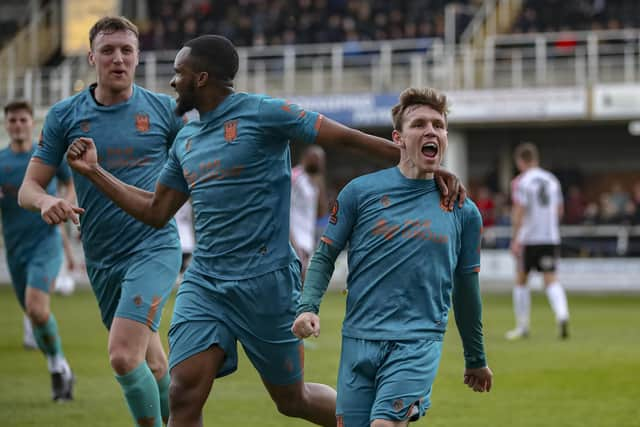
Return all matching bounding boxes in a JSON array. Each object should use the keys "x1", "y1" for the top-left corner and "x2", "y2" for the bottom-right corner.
[
  {"x1": 474, "y1": 180, "x2": 640, "y2": 229},
  {"x1": 514, "y1": 0, "x2": 640, "y2": 34},
  {"x1": 139, "y1": 0, "x2": 640, "y2": 51},
  {"x1": 140, "y1": 0, "x2": 480, "y2": 49}
]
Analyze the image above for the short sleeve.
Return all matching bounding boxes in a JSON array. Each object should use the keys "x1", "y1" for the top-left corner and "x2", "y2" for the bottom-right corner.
[
  {"x1": 456, "y1": 201, "x2": 482, "y2": 274},
  {"x1": 158, "y1": 142, "x2": 190, "y2": 195},
  {"x1": 321, "y1": 182, "x2": 358, "y2": 252},
  {"x1": 34, "y1": 107, "x2": 66, "y2": 168},
  {"x1": 258, "y1": 97, "x2": 322, "y2": 146}
]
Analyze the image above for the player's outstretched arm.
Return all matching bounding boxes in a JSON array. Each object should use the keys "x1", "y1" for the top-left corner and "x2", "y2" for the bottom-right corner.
[
  {"x1": 315, "y1": 116, "x2": 399, "y2": 162},
  {"x1": 18, "y1": 160, "x2": 85, "y2": 225},
  {"x1": 67, "y1": 137, "x2": 188, "y2": 228},
  {"x1": 315, "y1": 117, "x2": 466, "y2": 208}
]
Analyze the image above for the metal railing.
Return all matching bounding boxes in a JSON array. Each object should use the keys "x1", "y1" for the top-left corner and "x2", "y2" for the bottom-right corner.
[{"x1": 4, "y1": 29, "x2": 640, "y2": 111}]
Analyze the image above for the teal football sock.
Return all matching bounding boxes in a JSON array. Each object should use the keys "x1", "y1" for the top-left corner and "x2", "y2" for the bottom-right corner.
[
  {"x1": 156, "y1": 371, "x2": 170, "y2": 424},
  {"x1": 115, "y1": 362, "x2": 162, "y2": 427},
  {"x1": 33, "y1": 313, "x2": 63, "y2": 357}
]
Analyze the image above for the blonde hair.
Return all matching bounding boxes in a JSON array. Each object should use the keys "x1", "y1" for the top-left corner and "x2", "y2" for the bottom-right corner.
[{"x1": 391, "y1": 87, "x2": 449, "y2": 130}]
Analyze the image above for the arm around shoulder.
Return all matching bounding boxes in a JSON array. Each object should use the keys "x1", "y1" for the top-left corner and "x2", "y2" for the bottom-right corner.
[{"x1": 315, "y1": 117, "x2": 399, "y2": 162}]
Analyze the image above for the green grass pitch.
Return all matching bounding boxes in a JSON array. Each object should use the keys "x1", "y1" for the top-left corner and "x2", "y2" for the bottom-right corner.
[{"x1": 0, "y1": 286, "x2": 638, "y2": 426}]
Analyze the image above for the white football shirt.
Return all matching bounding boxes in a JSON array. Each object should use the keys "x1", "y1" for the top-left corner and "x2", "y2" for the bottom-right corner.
[
  {"x1": 290, "y1": 165, "x2": 319, "y2": 254},
  {"x1": 512, "y1": 167, "x2": 563, "y2": 245}
]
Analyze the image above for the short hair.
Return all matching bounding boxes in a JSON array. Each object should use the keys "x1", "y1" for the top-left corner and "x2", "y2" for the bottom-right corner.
[
  {"x1": 184, "y1": 35, "x2": 239, "y2": 84},
  {"x1": 89, "y1": 16, "x2": 139, "y2": 49},
  {"x1": 391, "y1": 87, "x2": 449, "y2": 130},
  {"x1": 4, "y1": 100, "x2": 33, "y2": 116},
  {"x1": 514, "y1": 142, "x2": 539, "y2": 164}
]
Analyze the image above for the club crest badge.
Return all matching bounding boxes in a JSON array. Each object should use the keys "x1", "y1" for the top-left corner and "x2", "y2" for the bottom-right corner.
[
  {"x1": 224, "y1": 120, "x2": 238, "y2": 142},
  {"x1": 135, "y1": 113, "x2": 150, "y2": 132},
  {"x1": 80, "y1": 121, "x2": 90, "y2": 133}
]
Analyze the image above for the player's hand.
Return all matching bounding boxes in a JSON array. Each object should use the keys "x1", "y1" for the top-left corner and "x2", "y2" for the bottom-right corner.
[
  {"x1": 40, "y1": 195, "x2": 84, "y2": 225},
  {"x1": 464, "y1": 366, "x2": 493, "y2": 392},
  {"x1": 434, "y1": 167, "x2": 467, "y2": 211},
  {"x1": 67, "y1": 137, "x2": 98, "y2": 176},
  {"x1": 291, "y1": 312, "x2": 321, "y2": 339}
]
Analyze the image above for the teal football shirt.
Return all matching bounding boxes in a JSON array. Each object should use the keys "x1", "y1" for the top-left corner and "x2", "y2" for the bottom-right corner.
[
  {"x1": 322, "y1": 167, "x2": 482, "y2": 340},
  {"x1": 34, "y1": 84, "x2": 183, "y2": 268},
  {"x1": 159, "y1": 92, "x2": 322, "y2": 280}
]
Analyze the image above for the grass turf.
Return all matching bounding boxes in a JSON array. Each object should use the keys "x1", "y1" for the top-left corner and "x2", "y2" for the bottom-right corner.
[{"x1": 0, "y1": 287, "x2": 638, "y2": 426}]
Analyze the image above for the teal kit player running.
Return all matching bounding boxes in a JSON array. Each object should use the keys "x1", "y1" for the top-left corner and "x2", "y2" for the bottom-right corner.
[
  {"x1": 0, "y1": 146, "x2": 74, "y2": 400},
  {"x1": 2, "y1": 100, "x2": 75, "y2": 401},
  {"x1": 294, "y1": 88, "x2": 492, "y2": 427},
  {"x1": 34, "y1": 84, "x2": 182, "y2": 329},
  {"x1": 19, "y1": 17, "x2": 183, "y2": 427},
  {"x1": 158, "y1": 91, "x2": 321, "y2": 381}
]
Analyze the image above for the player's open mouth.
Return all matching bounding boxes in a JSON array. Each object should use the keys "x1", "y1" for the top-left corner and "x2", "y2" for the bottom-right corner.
[
  {"x1": 421, "y1": 142, "x2": 438, "y2": 158},
  {"x1": 111, "y1": 70, "x2": 126, "y2": 77}
]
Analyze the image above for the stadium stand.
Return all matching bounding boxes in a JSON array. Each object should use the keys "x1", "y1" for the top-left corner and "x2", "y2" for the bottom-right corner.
[{"x1": 141, "y1": 0, "x2": 480, "y2": 49}]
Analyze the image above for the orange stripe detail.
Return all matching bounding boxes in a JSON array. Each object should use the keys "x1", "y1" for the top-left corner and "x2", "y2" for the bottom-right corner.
[
  {"x1": 146, "y1": 296, "x2": 162, "y2": 328},
  {"x1": 281, "y1": 101, "x2": 292, "y2": 113},
  {"x1": 314, "y1": 114, "x2": 323, "y2": 131},
  {"x1": 474, "y1": 267, "x2": 481, "y2": 273},
  {"x1": 320, "y1": 236, "x2": 333, "y2": 245}
]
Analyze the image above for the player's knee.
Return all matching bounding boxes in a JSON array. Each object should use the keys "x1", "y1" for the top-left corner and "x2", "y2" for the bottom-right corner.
[
  {"x1": 275, "y1": 398, "x2": 304, "y2": 418},
  {"x1": 25, "y1": 303, "x2": 49, "y2": 325},
  {"x1": 168, "y1": 378, "x2": 200, "y2": 413},
  {"x1": 168, "y1": 381, "x2": 187, "y2": 408},
  {"x1": 272, "y1": 389, "x2": 308, "y2": 418},
  {"x1": 109, "y1": 349, "x2": 142, "y2": 375}
]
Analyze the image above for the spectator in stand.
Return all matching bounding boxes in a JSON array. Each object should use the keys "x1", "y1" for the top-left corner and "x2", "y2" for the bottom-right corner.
[
  {"x1": 475, "y1": 185, "x2": 496, "y2": 227},
  {"x1": 564, "y1": 185, "x2": 587, "y2": 224},
  {"x1": 609, "y1": 182, "x2": 630, "y2": 215},
  {"x1": 583, "y1": 201, "x2": 600, "y2": 225}
]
